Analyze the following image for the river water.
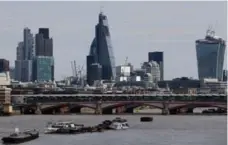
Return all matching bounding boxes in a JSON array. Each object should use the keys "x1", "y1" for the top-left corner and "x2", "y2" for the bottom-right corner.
[{"x1": 0, "y1": 115, "x2": 226, "y2": 145}]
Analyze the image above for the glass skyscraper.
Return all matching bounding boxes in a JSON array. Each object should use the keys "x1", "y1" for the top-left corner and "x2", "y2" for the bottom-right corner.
[
  {"x1": 33, "y1": 56, "x2": 54, "y2": 82},
  {"x1": 87, "y1": 12, "x2": 116, "y2": 84},
  {"x1": 196, "y1": 30, "x2": 226, "y2": 81}
]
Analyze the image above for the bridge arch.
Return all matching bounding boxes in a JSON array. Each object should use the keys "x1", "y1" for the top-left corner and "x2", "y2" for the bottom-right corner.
[
  {"x1": 102, "y1": 102, "x2": 163, "y2": 114},
  {"x1": 170, "y1": 103, "x2": 227, "y2": 110}
]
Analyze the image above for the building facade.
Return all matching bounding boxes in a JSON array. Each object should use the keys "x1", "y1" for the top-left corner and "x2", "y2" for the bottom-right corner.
[
  {"x1": 196, "y1": 30, "x2": 226, "y2": 81},
  {"x1": 34, "y1": 28, "x2": 54, "y2": 81},
  {"x1": 148, "y1": 51, "x2": 164, "y2": 80},
  {"x1": 15, "y1": 28, "x2": 34, "y2": 82},
  {"x1": 35, "y1": 28, "x2": 53, "y2": 57},
  {"x1": 33, "y1": 56, "x2": 54, "y2": 82},
  {"x1": 0, "y1": 59, "x2": 9, "y2": 73},
  {"x1": 87, "y1": 12, "x2": 116, "y2": 84}
]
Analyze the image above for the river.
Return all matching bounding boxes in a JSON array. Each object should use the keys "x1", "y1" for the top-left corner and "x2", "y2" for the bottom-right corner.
[{"x1": 0, "y1": 115, "x2": 226, "y2": 145}]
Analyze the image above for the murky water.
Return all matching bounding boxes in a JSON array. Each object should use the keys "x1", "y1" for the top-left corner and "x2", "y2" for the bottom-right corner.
[{"x1": 0, "y1": 115, "x2": 226, "y2": 145}]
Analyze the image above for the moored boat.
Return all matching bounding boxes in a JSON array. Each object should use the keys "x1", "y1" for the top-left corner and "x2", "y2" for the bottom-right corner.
[
  {"x1": 2, "y1": 128, "x2": 39, "y2": 144},
  {"x1": 109, "y1": 117, "x2": 129, "y2": 130},
  {"x1": 44, "y1": 121, "x2": 84, "y2": 134}
]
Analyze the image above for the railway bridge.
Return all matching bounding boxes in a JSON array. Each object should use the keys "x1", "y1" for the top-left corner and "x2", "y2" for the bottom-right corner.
[{"x1": 12, "y1": 94, "x2": 227, "y2": 115}]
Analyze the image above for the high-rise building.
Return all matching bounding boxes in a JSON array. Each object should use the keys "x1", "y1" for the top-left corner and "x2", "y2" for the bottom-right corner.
[
  {"x1": 87, "y1": 12, "x2": 116, "y2": 84},
  {"x1": 0, "y1": 59, "x2": 9, "y2": 73},
  {"x1": 148, "y1": 51, "x2": 164, "y2": 80},
  {"x1": 35, "y1": 28, "x2": 53, "y2": 56},
  {"x1": 39, "y1": 28, "x2": 49, "y2": 39},
  {"x1": 34, "y1": 28, "x2": 54, "y2": 81},
  {"x1": 33, "y1": 56, "x2": 54, "y2": 82},
  {"x1": 196, "y1": 30, "x2": 226, "y2": 81},
  {"x1": 89, "y1": 63, "x2": 102, "y2": 85},
  {"x1": 14, "y1": 28, "x2": 34, "y2": 82},
  {"x1": 23, "y1": 27, "x2": 35, "y2": 60}
]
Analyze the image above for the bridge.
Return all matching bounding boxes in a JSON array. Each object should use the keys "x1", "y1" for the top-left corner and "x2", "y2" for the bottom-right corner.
[{"x1": 12, "y1": 94, "x2": 227, "y2": 115}]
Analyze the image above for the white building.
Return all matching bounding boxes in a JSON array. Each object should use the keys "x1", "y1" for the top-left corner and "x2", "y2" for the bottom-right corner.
[
  {"x1": 0, "y1": 72, "x2": 10, "y2": 86},
  {"x1": 141, "y1": 61, "x2": 160, "y2": 82},
  {"x1": 116, "y1": 65, "x2": 131, "y2": 77}
]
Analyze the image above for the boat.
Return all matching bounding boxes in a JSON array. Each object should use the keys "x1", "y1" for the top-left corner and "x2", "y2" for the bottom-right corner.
[
  {"x1": 2, "y1": 128, "x2": 39, "y2": 144},
  {"x1": 44, "y1": 121, "x2": 84, "y2": 134},
  {"x1": 109, "y1": 117, "x2": 129, "y2": 130},
  {"x1": 140, "y1": 116, "x2": 153, "y2": 122}
]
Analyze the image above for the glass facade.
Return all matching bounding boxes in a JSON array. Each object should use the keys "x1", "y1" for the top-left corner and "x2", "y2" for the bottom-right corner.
[
  {"x1": 33, "y1": 56, "x2": 54, "y2": 82},
  {"x1": 196, "y1": 35, "x2": 226, "y2": 80},
  {"x1": 87, "y1": 12, "x2": 116, "y2": 82}
]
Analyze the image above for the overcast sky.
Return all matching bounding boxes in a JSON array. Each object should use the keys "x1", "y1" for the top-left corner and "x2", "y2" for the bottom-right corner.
[{"x1": 0, "y1": 1, "x2": 227, "y2": 80}]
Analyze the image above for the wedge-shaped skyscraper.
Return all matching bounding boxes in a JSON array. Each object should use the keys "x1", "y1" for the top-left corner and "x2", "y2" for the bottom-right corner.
[
  {"x1": 87, "y1": 12, "x2": 116, "y2": 85},
  {"x1": 196, "y1": 29, "x2": 226, "y2": 81}
]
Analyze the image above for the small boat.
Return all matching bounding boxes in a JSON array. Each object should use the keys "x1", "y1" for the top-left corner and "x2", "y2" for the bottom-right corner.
[
  {"x1": 44, "y1": 121, "x2": 84, "y2": 134},
  {"x1": 2, "y1": 128, "x2": 39, "y2": 144},
  {"x1": 140, "y1": 117, "x2": 153, "y2": 122},
  {"x1": 109, "y1": 117, "x2": 129, "y2": 130}
]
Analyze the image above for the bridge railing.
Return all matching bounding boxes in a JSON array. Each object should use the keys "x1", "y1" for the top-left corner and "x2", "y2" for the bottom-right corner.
[{"x1": 21, "y1": 95, "x2": 227, "y2": 104}]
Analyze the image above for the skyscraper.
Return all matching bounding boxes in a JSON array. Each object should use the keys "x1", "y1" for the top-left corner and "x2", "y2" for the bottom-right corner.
[
  {"x1": 196, "y1": 30, "x2": 226, "y2": 81},
  {"x1": 87, "y1": 12, "x2": 116, "y2": 84},
  {"x1": 34, "y1": 28, "x2": 54, "y2": 81},
  {"x1": 35, "y1": 28, "x2": 53, "y2": 56},
  {"x1": 148, "y1": 51, "x2": 164, "y2": 80},
  {"x1": 0, "y1": 59, "x2": 9, "y2": 72},
  {"x1": 15, "y1": 28, "x2": 34, "y2": 82}
]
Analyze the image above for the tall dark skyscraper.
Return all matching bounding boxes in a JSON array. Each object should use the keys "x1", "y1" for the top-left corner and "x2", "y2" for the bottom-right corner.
[
  {"x1": 196, "y1": 30, "x2": 226, "y2": 81},
  {"x1": 148, "y1": 51, "x2": 164, "y2": 80},
  {"x1": 87, "y1": 12, "x2": 116, "y2": 85},
  {"x1": 39, "y1": 28, "x2": 49, "y2": 39},
  {"x1": 34, "y1": 28, "x2": 54, "y2": 81},
  {"x1": 35, "y1": 28, "x2": 53, "y2": 56}
]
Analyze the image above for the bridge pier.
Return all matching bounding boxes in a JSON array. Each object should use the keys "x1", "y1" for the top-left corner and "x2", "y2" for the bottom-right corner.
[
  {"x1": 95, "y1": 101, "x2": 102, "y2": 115},
  {"x1": 20, "y1": 106, "x2": 25, "y2": 114},
  {"x1": 162, "y1": 102, "x2": 170, "y2": 115},
  {"x1": 186, "y1": 108, "x2": 194, "y2": 113},
  {"x1": 35, "y1": 103, "x2": 42, "y2": 115}
]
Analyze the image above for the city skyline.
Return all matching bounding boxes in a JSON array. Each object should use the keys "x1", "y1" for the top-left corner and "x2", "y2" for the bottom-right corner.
[{"x1": 0, "y1": 1, "x2": 227, "y2": 80}]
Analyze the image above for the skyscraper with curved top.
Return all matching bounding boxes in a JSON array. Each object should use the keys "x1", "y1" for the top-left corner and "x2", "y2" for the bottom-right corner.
[
  {"x1": 196, "y1": 30, "x2": 226, "y2": 81},
  {"x1": 87, "y1": 12, "x2": 116, "y2": 85}
]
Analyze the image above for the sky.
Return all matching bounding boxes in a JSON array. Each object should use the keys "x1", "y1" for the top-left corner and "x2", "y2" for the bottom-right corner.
[{"x1": 0, "y1": 1, "x2": 227, "y2": 81}]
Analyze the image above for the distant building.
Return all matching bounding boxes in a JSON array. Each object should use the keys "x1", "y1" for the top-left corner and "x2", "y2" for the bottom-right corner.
[
  {"x1": 195, "y1": 29, "x2": 226, "y2": 81},
  {"x1": 223, "y1": 70, "x2": 227, "y2": 82},
  {"x1": 0, "y1": 59, "x2": 9, "y2": 72},
  {"x1": 87, "y1": 12, "x2": 116, "y2": 83},
  {"x1": 89, "y1": 63, "x2": 102, "y2": 85},
  {"x1": 116, "y1": 65, "x2": 131, "y2": 77},
  {"x1": 33, "y1": 56, "x2": 54, "y2": 82},
  {"x1": 34, "y1": 28, "x2": 54, "y2": 81},
  {"x1": 0, "y1": 59, "x2": 10, "y2": 86},
  {"x1": 15, "y1": 28, "x2": 34, "y2": 82},
  {"x1": 141, "y1": 61, "x2": 160, "y2": 82},
  {"x1": 35, "y1": 28, "x2": 53, "y2": 56},
  {"x1": 9, "y1": 67, "x2": 15, "y2": 80},
  {"x1": 148, "y1": 51, "x2": 164, "y2": 80}
]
